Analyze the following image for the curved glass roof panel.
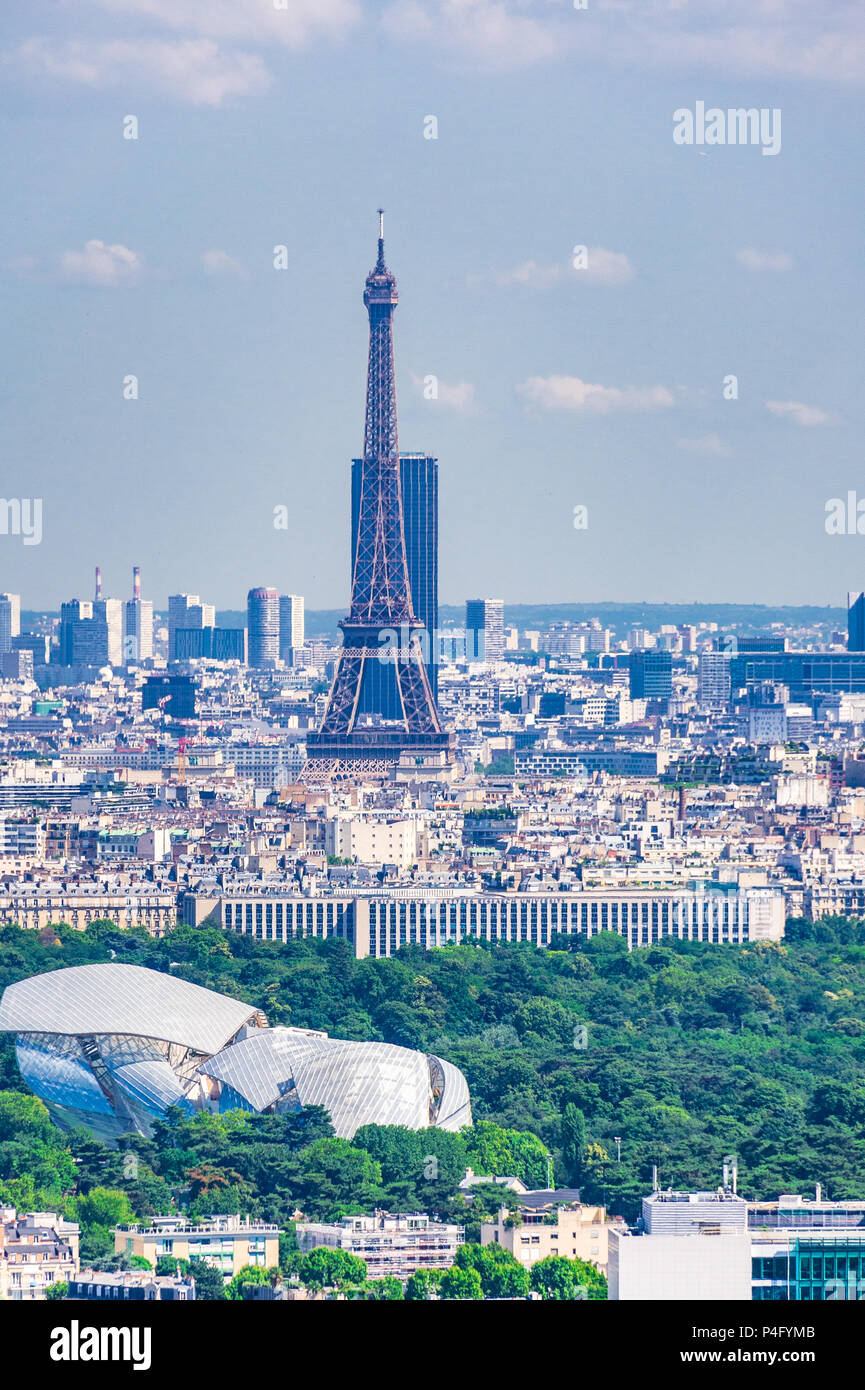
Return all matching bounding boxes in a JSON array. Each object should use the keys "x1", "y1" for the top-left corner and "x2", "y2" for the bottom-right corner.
[
  {"x1": 200, "y1": 1028, "x2": 469, "y2": 1138},
  {"x1": 110, "y1": 1059, "x2": 190, "y2": 1115},
  {"x1": 16, "y1": 1037, "x2": 114, "y2": 1116},
  {"x1": 0, "y1": 963, "x2": 259, "y2": 1055}
]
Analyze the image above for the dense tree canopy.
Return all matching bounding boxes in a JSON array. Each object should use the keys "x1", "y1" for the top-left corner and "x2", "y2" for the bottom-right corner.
[{"x1": 2, "y1": 915, "x2": 865, "y2": 1248}]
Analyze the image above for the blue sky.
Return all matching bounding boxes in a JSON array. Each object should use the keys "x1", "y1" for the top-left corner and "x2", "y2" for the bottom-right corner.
[{"x1": 0, "y1": 0, "x2": 863, "y2": 611}]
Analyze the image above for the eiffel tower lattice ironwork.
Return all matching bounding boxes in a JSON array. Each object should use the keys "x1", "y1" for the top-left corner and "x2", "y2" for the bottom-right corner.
[{"x1": 305, "y1": 213, "x2": 453, "y2": 780}]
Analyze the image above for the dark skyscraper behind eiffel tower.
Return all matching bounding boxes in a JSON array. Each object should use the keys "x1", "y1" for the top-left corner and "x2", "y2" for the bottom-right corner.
[
  {"x1": 305, "y1": 214, "x2": 453, "y2": 780},
  {"x1": 351, "y1": 452, "x2": 439, "y2": 709}
]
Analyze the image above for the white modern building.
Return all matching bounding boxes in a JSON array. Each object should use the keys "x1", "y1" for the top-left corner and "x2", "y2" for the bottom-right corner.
[
  {"x1": 230, "y1": 743, "x2": 306, "y2": 789},
  {"x1": 0, "y1": 593, "x2": 21, "y2": 653},
  {"x1": 279, "y1": 595, "x2": 304, "y2": 661},
  {"x1": 609, "y1": 1191, "x2": 751, "y2": 1301},
  {"x1": 698, "y1": 651, "x2": 732, "y2": 710}
]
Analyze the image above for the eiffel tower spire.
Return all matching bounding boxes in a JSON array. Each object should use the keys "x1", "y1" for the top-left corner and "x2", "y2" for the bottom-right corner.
[{"x1": 305, "y1": 215, "x2": 453, "y2": 781}]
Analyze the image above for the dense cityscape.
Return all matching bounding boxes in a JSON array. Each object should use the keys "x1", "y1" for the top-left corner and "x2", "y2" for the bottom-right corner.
[
  {"x1": 2, "y1": 0, "x2": 862, "y2": 1362},
  {"x1": 2, "y1": 224, "x2": 865, "y2": 1314}
]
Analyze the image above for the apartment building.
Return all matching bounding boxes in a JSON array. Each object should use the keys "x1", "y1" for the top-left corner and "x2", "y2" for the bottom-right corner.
[
  {"x1": 115, "y1": 1215, "x2": 281, "y2": 1281},
  {"x1": 483, "y1": 1196, "x2": 609, "y2": 1271},
  {"x1": 295, "y1": 1212, "x2": 463, "y2": 1282},
  {"x1": 0, "y1": 884, "x2": 175, "y2": 935},
  {"x1": 0, "y1": 819, "x2": 45, "y2": 859},
  {"x1": 0, "y1": 1208, "x2": 80, "y2": 1300},
  {"x1": 324, "y1": 816, "x2": 421, "y2": 869}
]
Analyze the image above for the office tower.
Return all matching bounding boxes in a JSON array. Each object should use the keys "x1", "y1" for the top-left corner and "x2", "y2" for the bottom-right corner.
[
  {"x1": 57, "y1": 572, "x2": 122, "y2": 667},
  {"x1": 628, "y1": 649, "x2": 672, "y2": 701},
  {"x1": 142, "y1": 675, "x2": 196, "y2": 720},
  {"x1": 352, "y1": 453, "x2": 438, "y2": 704},
  {"x1": 306, "y1": 215, "x2": 451, "y2": 776},
  {"x1": 698, "y1": 651, "x2": 732, "y2": 709},
  {"x1": 247, "y1": 587, "x2": 280, "y2": 668},
  {"x1": 279, "y1": 594, "x2": 305, "y2": 662},
  {"x1": 168, "y1": 594, "x2": 215, "y2": 661},
  {"x1": 212, "y1": 627, "x2": 247, "y2": 663},
  {"x1": 92, "y1": 599, "x2": 123, "y2": 667},
  {"x1": 0, "y1": 594, "x2": 20, "y2": 654},
  {"x1": 849, "y1": 592, "x2": 865, "y2": 652},
  {"x1": 124, "y1": 566, "x2": 154, "y2": 664},
  {"x1": 59, "y1": 599, "x2": 122, "y2": 667},
  {"x1": 59, "y1": 601, "x2": 91, "y2": 665},
  {"x1": 465, "y1": 599, "x2": 504, "y2": 663}
]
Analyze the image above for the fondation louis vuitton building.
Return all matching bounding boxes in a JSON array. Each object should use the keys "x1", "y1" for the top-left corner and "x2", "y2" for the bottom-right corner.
[{"x1": 0, "y1": 963, "x2": 471, "y2": 1141}]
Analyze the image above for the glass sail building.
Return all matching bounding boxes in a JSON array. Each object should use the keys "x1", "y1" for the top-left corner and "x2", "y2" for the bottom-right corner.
[
  {"x1": 199, "y1": 1028, "x2": 471, "y2": 1137},
  {"x1": 0, "y1": 963, "x2": 471, "y2": 1141},
  {"x1": 0, "y1": 963, "x2": 266, "y2": 1141}
]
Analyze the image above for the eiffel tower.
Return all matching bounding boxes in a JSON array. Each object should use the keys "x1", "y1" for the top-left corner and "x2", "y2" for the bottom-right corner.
[{"x1": 305, "y1": 214, "x2": 454, "y2": 781}]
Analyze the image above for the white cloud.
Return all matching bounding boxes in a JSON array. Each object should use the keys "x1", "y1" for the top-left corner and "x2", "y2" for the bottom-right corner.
[
  {"x1": 82, "y1": 0, "x2": 361, "y2": 48},
  {"x1": 410, "y1": 372, "x2": 476, "y2": 409},
  {"x1": 518, "y1": 376, "x2": 674, "y2": 413},
  {"x1": 202, "y1": 249, "x2": 249, "y2": 279},
  {"x1": 736, "y1": 247, "x2": 794, "y2": 272},
  {"x1": 411, "y1": 372, "x2": 478, "y2": 408},
  {"x1": 574, "y1": 247, "x2": 635, "y2": 286},
  {"x1": 382, "y1": 0, "x2": 559, "y2": 71},
  {"x1": 677, "y1": 434, "x2": 730, "y2": 456},
  {"x1": 59, "y1": 240, "x2": 142, "y2": 286},
  {"x1": 495, "y1": 260, "x2": 563, "y2": 289},
  {"x1": 380, "y1": 0, "x2": 865, "y2": 81},
  {"x1": 766, "y1": 399, "x2": 836, "y2": 426},
  {"x1": 493, "y1": 248, "x2": 635, "y2": 289},
  {"x1": 7, "y1": 38, "x2": 270, "y2": 106},
  {"x1": 437, "y1": 379, "x2": 476, "y2": 409}
]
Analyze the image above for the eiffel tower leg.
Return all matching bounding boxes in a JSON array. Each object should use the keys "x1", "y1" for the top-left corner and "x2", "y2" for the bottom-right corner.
[
  {"x1": 395, "y1": 638, "x2": 441, "y2": 735},
  {"x1": 318, "y1": 649, "x2": 366, "y2": 734}
]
